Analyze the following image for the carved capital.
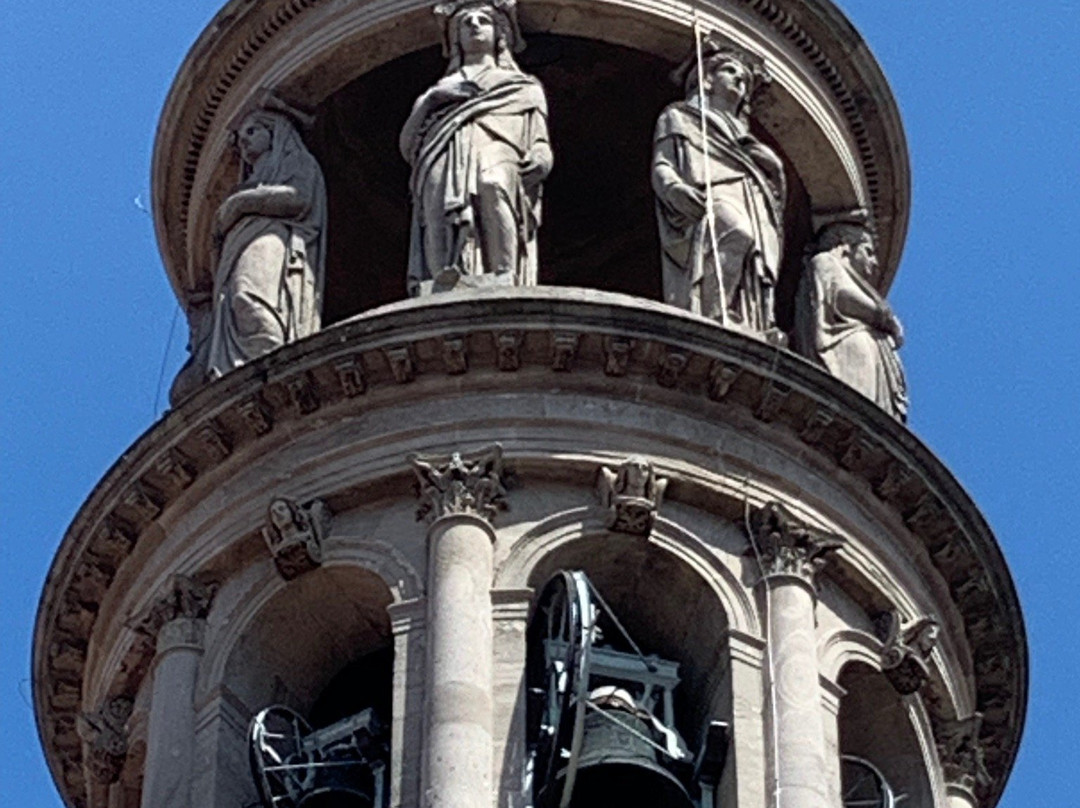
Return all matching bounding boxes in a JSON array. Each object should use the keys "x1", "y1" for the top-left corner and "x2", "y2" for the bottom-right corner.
[
  {"x1": 935, "y1": 714, "x2": 989, "y2": 795},
  {"x1": 78, "y1": 696, "x2": 133, "y2": 784},
  {"x1": 749, "y1": 501, "x2": 842, "y2": 585},
  {"x1": 263, "y1": 497, "x2": 331, "y2": 580},
  {"x1": 874, "y1": 609, "x2": 939, "y2": 694},
  {"x1": 596, "y1": 456, "x2": 668, "y2": 536},
  {"x1": 411, "y1": 444, "x2": 508, "y2": 524},
  {"x1": 135, "y1": 575, "x2": 216, "y2": 640}
]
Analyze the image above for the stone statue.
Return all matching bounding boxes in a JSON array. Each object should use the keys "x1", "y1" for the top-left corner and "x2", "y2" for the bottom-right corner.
[
  {"x1": 206, "y1": 104, "x2": 327, "y2": 378},
  {"x1": 596, "y1": 456, "x2": 668, "y2": 536},
  {"x1": 399, "y1": 0, "x2": 552, "y2": 295},
  {"x1": 794, "y1": 221, "x2": 908, "y2": 421},
  {"x1": 652, "y1": 35, "x2": 786, "y2": 339}
]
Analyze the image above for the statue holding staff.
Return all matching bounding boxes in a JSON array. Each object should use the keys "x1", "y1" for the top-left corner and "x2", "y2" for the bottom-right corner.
[
  {"x1": 400, "y1": 0, "x2": 552, "y2": 295},
  {"x1": 652, "y1": 34, "x2": 786, "y2": 339},
  {"x1": 795, "y1": 220, "x2": 908, "y2": 421},
  {"x1": 206, "y1": 102, "x2": 327, "y2": 378}
]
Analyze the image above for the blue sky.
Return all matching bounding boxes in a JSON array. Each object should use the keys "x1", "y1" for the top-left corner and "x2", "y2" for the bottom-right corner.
[{"x1": 2, "y1": 0, "x2": 1077, "y2": 803}]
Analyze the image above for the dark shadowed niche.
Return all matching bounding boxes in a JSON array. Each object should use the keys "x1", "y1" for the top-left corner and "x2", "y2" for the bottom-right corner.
[{"x1": 308, "y1": 35, "x2": 810, "y2": 330}]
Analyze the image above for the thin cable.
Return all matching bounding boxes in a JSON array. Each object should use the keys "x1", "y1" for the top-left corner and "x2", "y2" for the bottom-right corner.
[
  {"x1": 742, "y1": 478, "x2": 782, "y2": 808},
  {"x1": 584, "y1": 577, "x2": 657, "y2": 672},
  {"x1": 153, "y1": 303, "x2": 181, "y2": 417},
  {"x1": 693, "y1": 14, "x2": 728, "y2": 327}
]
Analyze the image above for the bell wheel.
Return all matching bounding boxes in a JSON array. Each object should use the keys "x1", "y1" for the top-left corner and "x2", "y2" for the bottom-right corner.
[
  {"x1": 841, "y1": 755, "x2": 897, "y2": 808},
  {"x1": 527, "y1": 571, "x2": 594, "y2": 808},
  {"x1": 249, "y1": 705, "x2": 314, "y2": 808}
]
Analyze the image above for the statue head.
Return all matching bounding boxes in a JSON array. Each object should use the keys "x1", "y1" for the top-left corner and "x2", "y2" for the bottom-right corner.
[
  {"x1": 815, "y1": 221, "x2": 879, "y2": 280},
  {"x1": 232, "y1": 101, "x2": 313, "y2": 182},
  {"x1": 436, "y1": 0, "x2": 523, "y2": 71},
  {"x1": 673, "y1": 34, "x2": 770, "y2": 119},
  {"x1": 268, "y1": 497, "x2": 298, "y2": 532}
]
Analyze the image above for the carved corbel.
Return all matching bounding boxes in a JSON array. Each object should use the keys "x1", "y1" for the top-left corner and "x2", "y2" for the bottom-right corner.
[
  {"x1": 874, "y1": 609, "x2": 939, "y2": 694},
  {"x1": 411, "y1": 444, "x2": 508, "y2": 524},
  {"x1": 748, "y1": 501, "x2": 843, "y2": 585},
  {"x1": 78, "y1": 696, "x2": 133, "y2": 784},
  {"x1": 263, "y1": 497, "x2": 331, "y2": 580},
  {"x1": 595, "y1": 456, "x2": 668, "y2": 536}
]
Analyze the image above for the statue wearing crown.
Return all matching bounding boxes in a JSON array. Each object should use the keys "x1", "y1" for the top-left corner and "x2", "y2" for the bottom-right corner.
[{"x1": 400, "y1": 0, "x2": 553, "y2": 295}]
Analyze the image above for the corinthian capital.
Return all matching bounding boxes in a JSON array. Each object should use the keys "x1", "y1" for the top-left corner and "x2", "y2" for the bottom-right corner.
[
  {"x1": 134, "y1": 574, "x2": 216, "y2": 638},
  {"x1": 935, "y1": 713, "x2": 989, "y2": 797},
  {"x1": 749, "y1": 501, "x2": 843, "y2": 584},
  {"x1": 411, "y1": 444, "x2": 508, "y2": 524}
]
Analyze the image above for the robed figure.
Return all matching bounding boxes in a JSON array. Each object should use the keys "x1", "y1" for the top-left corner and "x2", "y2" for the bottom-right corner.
[
  {"x1": 795, "y1": 221, "x2": 908, "y2": 421},
  {"x1": 400, "y1": 0, "x2": 552, "y2": 295},
  {"x1": 206, "y1": 106, "x2": 327, "y2": 378},
  {"x1": 652, "y1": 37, "x2": 786, "y2": 337}
]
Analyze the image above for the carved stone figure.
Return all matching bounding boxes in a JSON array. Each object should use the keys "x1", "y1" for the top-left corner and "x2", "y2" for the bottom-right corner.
[
  {"x1": 262, "y1": 497, "x2": 331, "y2": 580},
  {"x1": 206, "y1": 104, "x2": 327, "y2": 378},
  {"x1": 596, "y1": 456, "x2": 668, "y2": 535},
  {"x1": 874, "y1": 609, "x2": 939, "y2": 694},
  {"x1": 795, "y1": 221, "x2": 908, "y2": 420},
  {"x1": 78, "y1": 696, "x2": 133, "y2": 784},
  {"x1": 400, "y1": 0, "x2": 552, "y2": 295},
  {"x1": 653, "y1": 35, "x2": 786, "y2": 339}
]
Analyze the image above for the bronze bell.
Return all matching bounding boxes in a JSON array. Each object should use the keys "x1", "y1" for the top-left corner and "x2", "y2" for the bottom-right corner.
[{"x1": 556, "y1": 706, "x2": 695, "y2": 808}]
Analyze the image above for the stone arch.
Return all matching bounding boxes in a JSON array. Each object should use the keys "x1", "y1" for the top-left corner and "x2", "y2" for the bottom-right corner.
[
  {"x1": 495, "y1": 507, "x2": 755, "y2": 742},
  {"x1": 818, "y1": 627, "x2": 884, "y2": 682}
]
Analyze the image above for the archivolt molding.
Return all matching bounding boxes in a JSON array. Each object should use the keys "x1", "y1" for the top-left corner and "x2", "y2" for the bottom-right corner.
[
  {"x1": 322, "y1": 537, "x2": 424, "y2": 602},
  {"x1": 494, "y1": 506, "x2": 761, "y2": 636},
  {"x1": 818, "y1": 627, "x2": 884, "y2": 681}
]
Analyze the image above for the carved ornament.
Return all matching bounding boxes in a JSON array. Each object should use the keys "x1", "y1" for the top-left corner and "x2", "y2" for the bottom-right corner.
[
  {"x1": 596, "y1": 456, "x2": 668, "y2": 536},
  {"x1": 263, "y1": 497, "x2": 331, "y2": 580},
  {"x1": 135, "y1": 575, "x2": 216, "y2": 639},
  {"x1": 411, "y1": 444, "x2": 508, "y2": 524},
  {"x1": 77, "y1": 696, "x2": 133, "y2": 784},
  {"x1": 749, "y1": 501, "x2": 842, "y2": 584},
  {"x1": 935, "y1": 713, "x2": 990, "y2": 796},
  {"x1": 874, "y1": 609, "x2": 939, "y2": 694}
]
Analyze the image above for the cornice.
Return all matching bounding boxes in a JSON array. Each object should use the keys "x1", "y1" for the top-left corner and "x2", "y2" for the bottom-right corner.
[{"x1": 33, "y1": 289, "x2": 1019, "y2": 808}]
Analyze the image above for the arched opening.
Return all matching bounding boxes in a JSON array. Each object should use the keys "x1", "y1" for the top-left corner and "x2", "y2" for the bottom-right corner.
[
  {"x1": 219, "y1": 566, "x2": 395, "y2": 808},
  {"x1": 837, "y1": 662, "x2": 934, "y2": 807},
  {"x1": 307, "y1": 34, "x2": 812, "y2": 327}
]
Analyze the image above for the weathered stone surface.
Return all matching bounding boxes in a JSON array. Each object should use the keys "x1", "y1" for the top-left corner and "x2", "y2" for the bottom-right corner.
[
  {"x1": 749, "y1": 500, "x2": 842, "y2": 584},
  {"x1": 262, "y1": 496, "x2": 331, "y2": 580},
  {"x1": 401, "y1": 0, "x2": 551, "y2": 295},
  {"x1": 596, "y1": 456, "x2": 668, "y2": 535},
  {"x1": 874, "y1": 609, "x2": 939, "y2": 695},
  {"x1": 412, "y1": 443, "x2": 508, "y2": 523}
]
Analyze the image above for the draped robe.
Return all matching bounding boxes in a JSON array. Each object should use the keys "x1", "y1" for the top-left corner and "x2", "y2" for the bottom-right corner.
[
  {"x1": 652, "y1": 101, "x2": 784, "y2": 330},
  {"x1": 402, "y1": 66, "x2": 549, "y2": 293}
]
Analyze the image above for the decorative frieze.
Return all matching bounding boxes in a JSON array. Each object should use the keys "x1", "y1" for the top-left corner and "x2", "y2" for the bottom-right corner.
[
  {"x1": 602, "y1": 336, "x2": 633, "y2": 376},
  {"x1": 385, "y1": 346, "x2": 415, "y2": 383},
  {"x1": 442, "y1": 337, "x2": 468, "y2": 375},
  {"x1": 748, "y1": 501, "x2": 842, "y2": 584},
  {"x1": 335, "y1": 356, "x2": 367, "y2": 397},
  {"x1": 287, "y1": 371, "x2": 321, "y2": 414},
  {"x1": 799, "y1": 405, "x2": 836, "y2": 445},
  {"x1": 238, "y1": 395, "x2": 273, "y2": 436},
  {"x1": 874, "y1": 609, "x2": 939, "y2": 694},
  {"x1": 596, "y1": 456, "x2": 668, "y2": 536},
  {"x1": 121, "y1": 483, "x2": 163, "y2": 523},
  {"x1": 154, "y1": 448, "x2": 196, "y2": 490},
  {"x1": 874, "y1": 461, "x2": 912, "y2": 501},
  {"x1": 262, "y1": 496, "x2": 331, "y2": 580},
  {"x1": 707, "y1": 360, "x2": 741, "y2": 400},
  {"x1": 656, "y1": 350, "x2": 688, "y2": 388},
  {"x1": 78, "y1": 696, "x2": 133, "y2": 784},
  {"x1": 411, "y1": 444, "x2": 508, "y2": 524},
  {"x1": 197, "y1": 420, "x2": 233, "y2": 460},
  {"x1": 496, "y1": 332, "x2": 523, "y2": 371},
  {"x1": 550, "y1": 332, "x2": 579, "y2": 371},
  {"x1": 755, "y1": 381, "x2": 791, "y2": 422}
]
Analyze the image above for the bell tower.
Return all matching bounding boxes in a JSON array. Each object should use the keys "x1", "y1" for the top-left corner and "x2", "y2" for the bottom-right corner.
[{"x1": 33, "y1": 2, "x2": 1025, "y2": 808}]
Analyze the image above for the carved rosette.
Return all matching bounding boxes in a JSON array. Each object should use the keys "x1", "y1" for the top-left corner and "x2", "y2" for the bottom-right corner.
[
  {"x1": 262, "y1": 497, "x2": 331, "y2": 580},
  {"x1": 874, "y1": 609, "x2": 939, "y2": 695},
  {"x1": 595, "y1": 456, "x2": 668, "y2": 536},
  {"x1": 411, "y1": 444, "x2": 508, "y2": 524},
  {"x1": 77, "y1": 696, "x2": 133, "y2": 784},
  {"x1": 935, "y1": 713, "x2": 989, "y2": 799},
  {"x1": 749, "y1": 501, "x2": 843, "y2": 585}
]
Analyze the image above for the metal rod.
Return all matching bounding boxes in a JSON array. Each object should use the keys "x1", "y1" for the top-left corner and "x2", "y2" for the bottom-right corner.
[{"x1": 584, "y1": 577, "x2": 656, "y2": 672}]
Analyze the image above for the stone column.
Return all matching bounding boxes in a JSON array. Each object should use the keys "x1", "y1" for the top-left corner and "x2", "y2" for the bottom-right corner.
[
  {"x1": 751, "y1": 502, "x2": 842, "y2": 808},
  {"x1": 412, "y1": 445, "x2": 508, "y2": 808},
  {"x1": 491, "y1": 587, "x2": 534, "y2": 808},
  {"x1": 819, "y1": 677, "x2": 846, "y2": 808},
  {"x1": 137, "y1": 576, "x2": 214, "y2": 808},
  {"x1": 388, "y1": 597, "x2": 427, "y2": 808}
]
